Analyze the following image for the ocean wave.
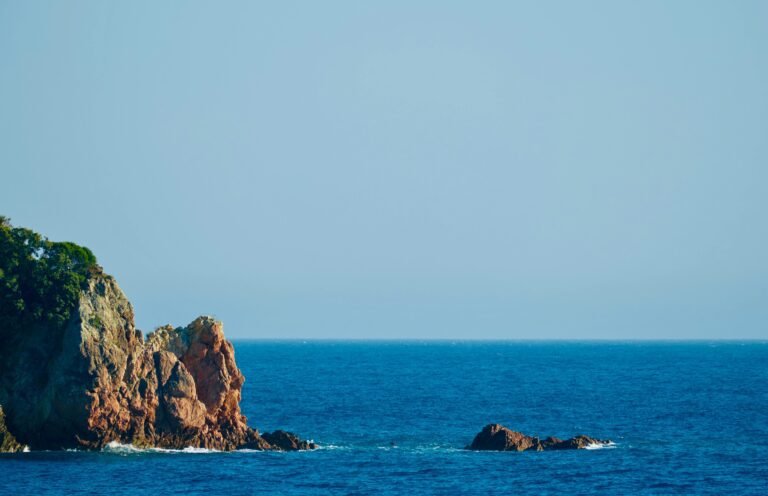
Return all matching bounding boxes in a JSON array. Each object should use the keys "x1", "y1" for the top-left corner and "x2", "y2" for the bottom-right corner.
[
  {"x1": 315, "y1": 444, "x2": 347, "y2": 451},
  {"x1": 102, "y1": 441, "x2": 221, "y2": 454},
  {"x1": 584, "y1": 441, "x2": 617, "y2": 450}
]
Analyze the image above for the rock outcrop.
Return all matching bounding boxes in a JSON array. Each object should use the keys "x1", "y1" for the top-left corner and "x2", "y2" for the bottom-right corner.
[
  {"x1": 261, "y1": 430, "x2": 318, "y2": 451},
  {"x1": 467, "y1": 424, "x2": 610, "y2": 451},
  {"x1": 0, "y1": 268, "x2": 314, "y2": 452},
  {"x1": 0, "y1": 406, "x2": 24, "y2": 452}
]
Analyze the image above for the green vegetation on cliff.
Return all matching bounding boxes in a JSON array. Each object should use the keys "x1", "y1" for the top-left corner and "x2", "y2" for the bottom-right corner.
[{"x1": 0, "y1": 216, "x2": 98, "y2": 337}]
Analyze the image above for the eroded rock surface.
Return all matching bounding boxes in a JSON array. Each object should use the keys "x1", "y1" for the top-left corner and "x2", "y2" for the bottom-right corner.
[
  {"x1": 467, "y1": 424, "x2": 610, "y2": 451},
  {"x1": 0, "y1": 270, "x2": 314, "y2": 452}
]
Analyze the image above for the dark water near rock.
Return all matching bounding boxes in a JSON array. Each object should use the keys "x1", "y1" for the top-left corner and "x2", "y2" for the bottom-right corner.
[{"x1": 2, "y1": 342, "x2": 767, "y2": 495}]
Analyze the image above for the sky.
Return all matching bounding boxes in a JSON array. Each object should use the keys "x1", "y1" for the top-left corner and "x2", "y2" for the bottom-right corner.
[{"x1": 1, "y1": 1, "x2": 767, "y2": 339}]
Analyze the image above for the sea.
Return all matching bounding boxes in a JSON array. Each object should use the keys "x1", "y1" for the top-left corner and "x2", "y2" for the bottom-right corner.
[{"x1": 2, "y1": 341, "x2": 767, "y2": 495}]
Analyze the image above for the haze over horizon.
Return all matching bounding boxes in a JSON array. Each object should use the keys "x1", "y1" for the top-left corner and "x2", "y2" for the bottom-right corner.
[{"x1": 2, "y1": 1, "x2": 767, "y2": 339}]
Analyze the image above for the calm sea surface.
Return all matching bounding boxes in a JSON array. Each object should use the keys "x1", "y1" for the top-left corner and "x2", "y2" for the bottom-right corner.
[{"x1": 2, "y1": 342, "x2": 767, "y2": 495}]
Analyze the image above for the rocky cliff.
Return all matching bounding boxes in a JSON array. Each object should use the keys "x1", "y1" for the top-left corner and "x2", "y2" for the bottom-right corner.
[
  {"x1": 0, "y1": 268, "x2": 314, "y2": 452},
  {"x1": 0, "y1": 406, "x2": 24, "y2": 452}
]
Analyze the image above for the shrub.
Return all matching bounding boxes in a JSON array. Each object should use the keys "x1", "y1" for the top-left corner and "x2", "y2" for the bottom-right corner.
[{"x1": 0, "y1": 217, "x2": 98, "y2": 336}]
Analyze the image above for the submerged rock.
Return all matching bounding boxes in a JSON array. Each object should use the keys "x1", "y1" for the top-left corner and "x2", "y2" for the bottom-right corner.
[
  {"x1": 467, "y1": 424, "x2": 610, "y2": 452},
  {"x1": 261, "y1": 430, "x2": 318, "y2": 451},
  {"x1": 0, "y1": 270, "x2": 315, "y2": 452}
]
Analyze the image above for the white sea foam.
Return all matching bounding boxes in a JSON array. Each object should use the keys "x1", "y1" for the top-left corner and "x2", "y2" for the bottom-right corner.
[
  {"x1": 102, "y1": 441, "x2": 150, "y2": 453},
  {"x1": 316, "y1": 444, "x2": 346, "y2": 451},
  {"x1": 584, "y1": 441, "x2": 617, "y2": 450},
  {"x1": 102, "y1": 441, "x2": 220, "y2": 454},
  {"x1": 180, "y1": 446, "x2": 221, "y2": 454},
  {"x1": 101, "y1": 440, "x2": 334, "y2": 454},
  {"x1": 70, "y1": 440, "x2": 617, "y2": 454}
]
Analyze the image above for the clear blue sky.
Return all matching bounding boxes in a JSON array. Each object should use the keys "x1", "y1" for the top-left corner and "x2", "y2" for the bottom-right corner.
[{"x1": 2, "y1": 1, "x2": 766, "y2": 339}]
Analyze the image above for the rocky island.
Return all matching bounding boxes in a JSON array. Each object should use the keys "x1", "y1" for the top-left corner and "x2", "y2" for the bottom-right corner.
[
  {"x1": 467, "y1": 424, "x2": 611, "y2": 451},
  {"x1": 0, "y1": 218, "x2": 314, "y2": 452}
]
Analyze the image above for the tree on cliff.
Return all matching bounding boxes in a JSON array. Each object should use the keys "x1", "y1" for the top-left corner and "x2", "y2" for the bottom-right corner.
[{"x1": 0, "y1": 217, "x2": 97, "y2": 336}]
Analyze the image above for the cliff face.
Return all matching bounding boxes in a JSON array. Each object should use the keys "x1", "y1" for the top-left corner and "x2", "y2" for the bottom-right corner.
[
  {"x1": 0, "y1": 270, "x2": 309, "y2": 451},
  {"x1": 0, "y1": 406, "x2": 24, "y2": 452}
]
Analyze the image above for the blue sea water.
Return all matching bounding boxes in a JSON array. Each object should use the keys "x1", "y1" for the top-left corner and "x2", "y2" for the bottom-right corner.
[{"x1": 2, "y1": 342, "x2": 767, "y2": 495}]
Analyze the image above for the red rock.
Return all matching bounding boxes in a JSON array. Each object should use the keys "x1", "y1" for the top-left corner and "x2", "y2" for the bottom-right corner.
[{"x1": 0, "y1": 272, "x2": 315, "y2": 452}]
